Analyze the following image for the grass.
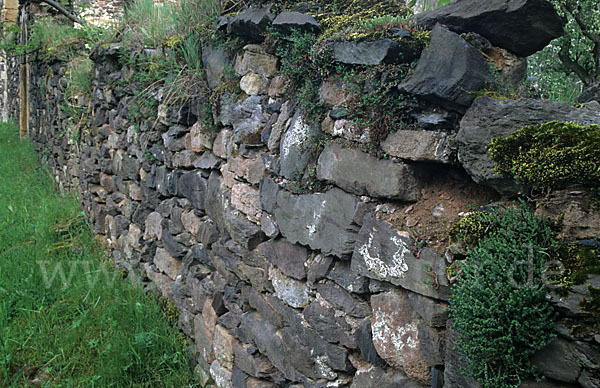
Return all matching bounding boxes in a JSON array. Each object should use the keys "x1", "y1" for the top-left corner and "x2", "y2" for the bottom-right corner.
[{"x1": 0, "y1": 122, "x2": 199, "y2": 387}]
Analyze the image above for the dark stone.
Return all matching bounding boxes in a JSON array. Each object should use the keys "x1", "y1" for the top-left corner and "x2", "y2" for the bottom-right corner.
[
  {"x1": 577, "y1": 81, "x2": 600, "y2": 104},
  {"x1": 261, "y1": 153, "x2": 280, "y2": 175},
  {"x1": 168, "y1": 103, "x2": 197, "y2": 126},
  {"x1": 178, "y1": 171, "x2": 207, "y2": 210},
  {"x1": 161, "y1": 230, "x2": 187, "y2": 258},
  {"x1": 408, "y1": 292, "x2": 449, "y2": 328},
  {"x1": 156, "y1": 166, "x2": 179, "y2": 196},
  {"x1": 399, "y1": 24, "x2": 490, "y2": 111},
  {"x1": 234, "y1": 343, "x2": 277, "y2": 379},
  {"x1": 532, "y1": 338, "x2": 582, "y2": 383},
  {"x1": 162, "y1": 125, "x2": 188, "y2": 152},
  {"x1": 456, "y1": 97, "x2": 600, "y2": 194},
  {"x1": 329, "y1": 106, "x2": 349, "y2": 119},
  {"x1": 193, "y1": 152, "x2": 220, "y2": 170},
  {"x1": 257, "y1": 239, "x2": 307, "y2": 280},
  {"x1": 350, "y1": 365, "x2": 423, "y2": 388},
  {"x1": 307, "y1": 255, "x2": 334, "y2": 284},
  {"x1": 274, "y1": 188, "x2": 359, "y2": 258},
  {"x1": 224, "y1": 211, "x2": 266, "y2": 250},
  {"x1": 197, "y1": 221, "x2": 220, "y2": 247},
  {"x1": 279, "y1": 111, "x2": 317, "y2": 179},
  {"x1": 232, "y1": 366, "x2": 247, "y2": 388},
  {"x1": 272, "y1": 12, "x2": 319, "y2": 34},
  {"x1": 317, "y1": 282, "x2": 370, "y2": 318},
  {"x1": 417, "y1": 323, "x2": 445, "y2": 366},
  {"x1": 202, "y1": 45, "x2": 232, "y2": 90},
  {"x1": 432, "y1": 366, "x2": 444, "y2": 388},
  {"x1": 112, "y1": 151, "x2": 139, "y2": 180},
  {"x1": 317, "y1": 142, "x2": 421, "y2": 201},
  {"x1": 333, "y1": 39, "x2": 419, "y2": 65},
  {"x1": 351, "y1": 214, "x2": 450, "y2": 300},
  {"x1": 248, "y1": 289, "x2": 284, "y2": 328},
  {"x1": 205, "y1": 171, "x2": 228, "y2": 234},
  {"x1": 444, "y1": 322, "x2": 481, "y2": 388},
  {"x1": 232, "y1": 96, "x2": 267, "y2": 146},
  {"x1": 356, "y1": 319, "x2": 385, "y2": 367},
  {"x1": 303, "y1": 302, "x2": 357, "y2": 348},
  {"x1": 416, "y1": 0, "x2": 565, "y2": 57},
  {"x1": 259, "y1": 178, "x2": 279, "y2": 213},
  {"x1": 229, "y1": 7, "x2": 274, "y2": 42},
  {"x1": 326, "y1": 261, "x2": 369, "y2": 294}
]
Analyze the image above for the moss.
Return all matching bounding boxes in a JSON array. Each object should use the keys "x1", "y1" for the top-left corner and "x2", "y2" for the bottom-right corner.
[
  {"x1": 448, "y1": 211, "x2": 495, "y2": 247},
  {"x1": 488, "y1": 121, "x2": 600, "y2": 190},
  {"x1": 552, "y1": 243, "x2": 600, "y2": 290},
  {"x1": 580, "y1": 285, "x2": 600, "y2": 331}
]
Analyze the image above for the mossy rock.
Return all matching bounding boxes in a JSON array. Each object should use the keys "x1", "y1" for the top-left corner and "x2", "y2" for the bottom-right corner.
[{"x1": 488, "y1": 121, "x2": 600, "y2": 190}]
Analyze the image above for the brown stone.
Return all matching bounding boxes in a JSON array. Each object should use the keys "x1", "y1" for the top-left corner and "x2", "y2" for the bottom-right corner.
[
  {"x1": 153, "y1": 247, "x2": 182, "y2": 280},
  {"x1": 268, "y1": 74, "x2": 290, "y2": 97},
  {"x1": 320, "y1": 80, "x2": 353, "y2": 106},
  {"x1": 371, "y1": 289, "x2": 430, "y2": 385},
  {"x1": 222, "y1": 155, "x2": 267, "y2": 186},
  {"x1": 144, "y1": 212, "x2": 163, "y2": 241},
  {"x1": 182, "y1": 210, "x2": 202, "y2": 236},
  {"x1": 535, "y1": 189, "x2": 600, "y2": 240},
  {"x1": 213, "y1": 325, "x2": 237, "y2": 370},
  {"x1": 190, "y1": 121, "x2": 217, "y2": 152},
  {"x1": 172, "y1": 150, "x2": 196, "y2": 168},
  {"x1": 195, "y1": 313, "x2": 216, "y2": 366},
  {"x1": 230, "y1": 183, "x2": 262, "y2": 224},
  {"x1": 381, "y1": 130, "x2": 453, "y2": 163},
  {"x1": 145, "y1": 266, "x2": 173, "y2": 299},
  {"x1": 100, "y1": 173, "x2": 115, "y2": 192},
  {"x1": 213, "y1": 128, "x2": 234, "y2": 160},
  {"x1": 240, "y1": 72, "x2": 269, "y2": 96},
  {"x1": 234, "y1": 44, "x2": 279, "y2": 78},
  {"x1": 128, "y1": 182, "x2": 143, "y2": 201}
]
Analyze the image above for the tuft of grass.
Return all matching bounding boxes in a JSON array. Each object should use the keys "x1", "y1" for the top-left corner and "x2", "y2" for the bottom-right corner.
[{"x1": 0, "y1": 122, "x2": 199, "y2": 387}]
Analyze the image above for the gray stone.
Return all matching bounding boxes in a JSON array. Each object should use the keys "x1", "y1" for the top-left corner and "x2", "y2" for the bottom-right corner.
[
  {"x1": 161, "y1": 229, "x2": 187, "y2": 258},
  {"x1": 270, "y1": 267, "x2": 310, "y2": 308},
  {"x1": 456, "y1": 97, "x2": 600, "y2": 194},
  {"x1": 317, "y1": 282, "x2": 370, "y2": 318},
  {"x1": 352, "y1": 214, "x2": 450, "y2": 300},
  {"x1": 416, "y1": 112, "x2": 451, "y2": 130},
  {"x1": 193, "y1": 151, "x2": 221, "y2": 170},
  {"x1": 307, "y1": 255, "x2": 334, "y2": 284},
  {"x1": 381, "y1": 130, "x2": 453, "y2": 163},
  {"x1": 317, "y1": 142, "x2": 421, "y2": 200},
  {"x1": 258, "y1": 239, "x2": 307, "y2": 280},
  {"x1": 198, "y1": 221, "x2": 219, "y2": 247},
  {"x1": 371, "y1": 290, "x2": 430, "y2": 385},
  {"x1": 356, "y1": 319, "x2": 385, "y2": 367},
  {"x1": 205, "y1": 172, "x2": 228, "y2": 234},
  {"x1": 279, "y1": 111, "x2": 316, "y2": 179},
  {"x1": 417, "y1": 323, "x2": 444, "y2": 366},
  {"x1": 234, "y1": 343, "x2": 276, "y2": 379},
  {"x1": 399, "y1": 24, "x2": 490, "y2": 111},
  {"x1": 443, "y1": 323, "x2": 481, "y2": 388},
  {"x1": 232, "y1": 96, "x2": 267, "y2": 146},
  {"x1": 203, "y1": 45, "x2": 232, "y2": 90},
  {"x1": 350, "y1": 366, "x2": 424, "y2": 388},
  {"x1": 416, "y1": 0, "x2": 565, "y2": 57},
  {"x1": 326, "y1": 261, "x2": 369, "y2": 294},
  {"x1": 162, "y1": 125, "x2": 188, "y2": 151},
  {"x1": 178, "y1": 171, "x2": 207, "y2": 210},
  {"x1": 154, "y1": 247, "x2": 182, "y2": 280},
  {"x1": 532, "y1": 338, "x2": 583, "y2": 383},
  {"x1": 260, "y1": 213, "x2": 279, "y2": 238},
  {"x1": 112, "y1": 150, "x2": 139, "y2": 180},
  {"x1": 303, "y1": 302, "x2": 357, "y2": 348},
  {"x1": 408, "y1": 292, "x2": 449, "y2": 328},
  {"x1": 274, "y1": 188, "x2": 359, "y2": 258},
  {"x1": 229, "y1": 7, "x2": 274, "y2": 42},
  {"x1": 267, "y1": 101, "x2": 292, "y2": 153},
  {"x1": 224, "y1": 211, "x2": 266, "y2": 250},
  {"x1": 273, "y1": 11, "x2": 319, "y2": 34},
  {"x1": 333, "y1": 39, "x2": 419, "y2": 66},
  {"x1": 259, "y1": 178, "x2": 279, "y2": 213}
]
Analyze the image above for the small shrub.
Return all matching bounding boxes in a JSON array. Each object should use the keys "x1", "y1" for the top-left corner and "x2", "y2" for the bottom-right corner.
[
  {"x1": 450, "y1": 202, "x2": 558, "y2": 388},
  {"x1": 488, "y1": 121, "x2": 600, "y2": 190}
]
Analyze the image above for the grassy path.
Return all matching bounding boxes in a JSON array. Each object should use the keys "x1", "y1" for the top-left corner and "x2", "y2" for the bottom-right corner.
[{"x1": 0, "y1": 122, "x2": 199, "y2": 387}]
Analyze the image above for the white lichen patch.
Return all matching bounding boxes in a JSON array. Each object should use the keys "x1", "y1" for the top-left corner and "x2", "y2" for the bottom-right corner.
[
  {"x1": 372, "y1": 310, "x2": 419, "y2": 361},
  {"x1": 281, "y1": 114, "x2": 309, "y2": 160},
  {"x1": 306, "y1": 198, "x2": 327, "y2": 237},
  {"x1": 358, "y1": 231, "x2": 410, "y2": 280},
  {"x1": 269, "y1": 267, "x2": 310, "y2": 308},
  {"x1": 314, "y1": 355, "x2": 337, "y2": 380}
]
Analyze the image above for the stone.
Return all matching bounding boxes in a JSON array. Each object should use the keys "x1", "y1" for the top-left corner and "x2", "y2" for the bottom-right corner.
[
  {"x1": 198, "y1": 221, "x2": 220, "y2": 247},
  {"x1": 417, "y1": 323, "x2": 444, "y2": 367},
  {"x1": 274, "y1": 188, "x2": 359, "y2": 258},
  {"x1": 317, "y1": 142, "x2": 421, "y2": 201},
  {"x1": 279, "y1": 111, "x2": 316, "y2": 179},
  {"x1": 258, "y1": 239, "x2": 307, "y2": 280},
  {"x1": 144, "y1": 212, "x2": 163, "y2": 240},
  {"x1": 381, "y1": 130, "x2": 453, "y2": 163},
  {"x1": 234, "y1": 44, "x2": 278, "y2": 78},
  {"x1": 214, "y1": 129, "x2": 234, "y2": 160},
  {"x1": 205, "y1": 172, "x2": 228, "y2": 234},
  {"x1": 535, "y1": 190, "x2": 600, "y2": 241},
  {"x1": 234, "y1": 344, "x2": 276, "y2": 379},
  {"x1": 356, "y1": 319, "x2": 385, "y2": 367},
  {"x1": 486, "y1": 46, "x2": 528, "y2": 91},
  {"x1": 224, "y1": 211, "x2": 266, "y2": 250},
  {"x1": 443, "y1": 323, "x2": 481, "y2": 388},
  {"x1": 267, "y1": 101, "x2": 292, "y2": 153},
  {"x1": 231, "y1": 96, "x2": 267, "y2": 146},
  {"x1": 161, "y1": 229, "x2": 187, "y2": 258},
  {"x1": 210, "y1": 360, "x2": 233, "y2": 388},
  {"x1": 307, "y1": 255, "x2": 334, "y2": 284},
  {"x1": 578, "y1": 81, "x2": 600, "y2": 104},
  {"x1": 181, "y1": 210, "x2": 202, "y2": 236},
  {"x1": 317, "y1": 282, "x2": 370, "y2": 318},
  {"x1": 190, "y1": 121, "x2": 216, "y2": 152},
  {"x1": 320, "y1": 80, "x2": 353, "y2": 107},
  {"x1": 352, "y1": 214, "x2": 450, "y2": 300},
  {"x1": 350, "y1": 365, "x2": 423, "y2": 388},
  {"x1": 229, "y1": 7, "x2": 274, "y2": 42},
  {"x1": 408, "y1": 292, "x2": 449, "y2": 328},
  {"x1": 172, "y1": 150, "x2": 196, "y2": 168},
  {"x1": 178, "y1": 171, "x2": 207, "y2": 210},
  {"x1": 268, "y1": 75, "x2": 289, "y2": 97},
  {"x1": 456, "y1": 97, "x2": 600, "y2": 194},
  {"x1": 303, "y1": 302, "x2": 357, "y2": 348},
  {"x1": 240, "y1": 73, "x2": 269, "y2": 96},
  {"x1": 260, "y1": 213, "x2": 279, "y2": 238},
  {"x1": 416, "y1": 112, "x2": 451, "y2": 130},
  {"x1": 162, "y1": 126, "x2": 188, "y2": 151},
  {"x1": 203, "y1": 45, "x2": 232, "y2": 90},
  {"x1": 154, "y1": 247, "x2": 181, "y2": 280},
  {"x1": 112, "y1": 150, "x2": 140, "y2": 180},
  {"x1": 532, "y1": 338, "x2": 583, "y2": 383},
  {"x1": 214, "y1": 325, "x2": 237, "y2": 370},
  {"x1": 399, "y1": 24, "x2": 490, "y2": 111},
  {"x1": 371, "y1": 290, "x2": 430, "y2": 385},
  {"x1": 223, "y1": 155, "x2": 267, "y2": 186},
  {"x1": 326, "y1": 261, "x2": 369, "y2": 294},
  {"x1": 269, "y1": 267, "x2": 310, "y2": 308},
  {"x1": 333, "y1": 39, "x2": 419, "y2": 65},
  {"x1": 273, "y1": 11, "x2": 319, "y2": 34},
  {"x1": 416, "y1": 0, "x2": 565, "y2": 57},
  {"x1": 230, "y1": 183, "x2": 262, "y2": 224},
  {"x1": 194, "y1": 151, "x2": 221, "y2": 170},
  {"x1": 259, "y1": 178, "x2": 279, "y2": 213}
]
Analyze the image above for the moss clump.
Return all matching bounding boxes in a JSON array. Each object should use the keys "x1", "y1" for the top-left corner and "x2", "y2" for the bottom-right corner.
[
  {"x1": 488, "y1": 121, "x2": 600, "y2": 190},
  {"x1": 448, "y1": 211, "x2": 495, "y2": 247},
  {"x1": 552, "y1": 243, "x2": 600, "y2": 290}
]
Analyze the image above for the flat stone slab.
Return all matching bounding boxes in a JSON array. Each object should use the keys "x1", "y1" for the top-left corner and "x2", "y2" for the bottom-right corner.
[
  {"x1": 317, "y1": 142, "x2": 421, "y2": 201},
  {"x1": 333, "y1": 39, "x2": 419, "y2": 65},
  {"x1": 351, "y1": 214, "x2": 450, "y2": 300},
  {"x1": 274, "y1": 188, "x2": 359, "y2": 258},
  {"x1": 381, "y1": 129, "x2": 453, "y2": 163}
]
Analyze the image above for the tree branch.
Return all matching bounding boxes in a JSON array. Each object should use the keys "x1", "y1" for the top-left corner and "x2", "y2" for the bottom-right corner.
[
  {"x1": 33, "y1": 0, "x2": 86, "y2": 26},
  {"x1": 558, "y1": 40, "x2": 594, "y2": 85}
]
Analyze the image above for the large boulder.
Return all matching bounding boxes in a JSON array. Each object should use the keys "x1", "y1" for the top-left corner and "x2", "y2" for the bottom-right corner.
[
  {"x1": 317, "y1": 142, "x2": 421, "y2": 201},
  {"x1": 272, "y1": 12, "x2": 319, "y2": 34},
  {"x1": 399, "y1": 24, "x2": 490, "y2": 111},
  {"x1": 274, "y1": 188, "x2": 359, "y2": 258},
  {"x1": 456, "y1": 97, "x2": 600, "y2": 194},
  {"x1": 416, "y1": 0, "x2": 565, "y2": 57},
  {"x1": 229, "y1": 7, "x2": 274, "y2": 42}
]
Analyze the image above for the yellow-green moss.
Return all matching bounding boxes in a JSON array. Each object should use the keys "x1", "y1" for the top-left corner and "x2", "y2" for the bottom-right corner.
[
  {"x1": 448, "y1": 211, "x2": 494, "y2": 247},
  {"x1": 488, "y1": 121, "x2": 600, "y2": 190}
]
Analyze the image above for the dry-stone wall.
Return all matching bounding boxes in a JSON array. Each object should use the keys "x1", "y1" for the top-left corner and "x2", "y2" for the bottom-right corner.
[{"x1": 5, "y1": 0, "x2": 600, "y2": 387}]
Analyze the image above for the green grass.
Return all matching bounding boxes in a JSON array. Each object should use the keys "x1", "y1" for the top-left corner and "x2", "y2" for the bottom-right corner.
[{"x1": 0, "y1": 122, "x2": 199, "y2": 387}]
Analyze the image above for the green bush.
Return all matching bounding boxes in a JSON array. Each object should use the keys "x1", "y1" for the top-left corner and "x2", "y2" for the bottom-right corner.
[
  {"x1": 449, "y1": 203, "x2": 558, "y2": 388},
  {"x1": 488, "y1": 121, "x2": 600, "y2": 190}
]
